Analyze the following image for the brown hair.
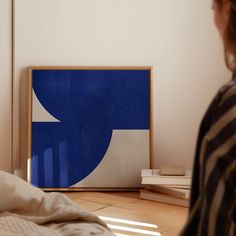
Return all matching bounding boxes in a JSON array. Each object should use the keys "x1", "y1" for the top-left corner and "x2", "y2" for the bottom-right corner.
[{"x1": 215, "y1": 0, "x2": 236, "y2": 70}]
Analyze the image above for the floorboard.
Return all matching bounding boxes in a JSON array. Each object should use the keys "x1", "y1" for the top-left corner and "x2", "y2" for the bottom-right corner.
[{"x1": 64, "y1": 191, "x2": 188, "y2": 236}]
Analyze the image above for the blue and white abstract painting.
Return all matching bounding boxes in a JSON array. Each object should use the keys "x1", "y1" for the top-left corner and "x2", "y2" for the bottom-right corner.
[{"x1": 31, "y1": 69, "x2": 151, "y2": 188}]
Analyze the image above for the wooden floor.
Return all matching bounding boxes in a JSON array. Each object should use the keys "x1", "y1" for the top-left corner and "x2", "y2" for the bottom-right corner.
[{"x1": 64, "y1": 191, "x2": 188, "y2": 236}]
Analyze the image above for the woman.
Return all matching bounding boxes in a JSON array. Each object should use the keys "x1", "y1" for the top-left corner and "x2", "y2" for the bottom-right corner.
[{"x1": 180, "y1": 0, "x2": 236, "y2": 235}]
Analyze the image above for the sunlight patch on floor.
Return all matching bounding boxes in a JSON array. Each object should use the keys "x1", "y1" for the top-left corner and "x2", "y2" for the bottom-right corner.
[
  {"x1": 115, "y1": 233, "x2": 132, "y2": 236},
  {"x1": 99, "y1": 216, "x2": 158, "y2": 228},
  {"x1": 98, "y1": 215, "x2": 161, "y2": 236}
]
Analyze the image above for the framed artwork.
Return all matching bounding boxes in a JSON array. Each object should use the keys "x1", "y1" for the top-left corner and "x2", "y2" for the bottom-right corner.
[{"x1": 28, "y1": 66, "x2": 153, "y2": 190}]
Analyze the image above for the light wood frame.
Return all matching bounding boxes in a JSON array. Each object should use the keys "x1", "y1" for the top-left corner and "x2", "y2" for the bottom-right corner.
[{"x1": 27, "y1": 66, "x2": 154, "y2": 191}]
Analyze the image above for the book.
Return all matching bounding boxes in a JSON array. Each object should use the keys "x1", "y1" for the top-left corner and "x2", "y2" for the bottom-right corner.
[
  {"x1": 145, "y1": 184, "x2": 190, "y2": 199},
  {"x1": 160, "y1": 165, "x2": 185, "y2": 176},
  {"x1": 141, "y1": 169, "x2": 192, "y2": 186},
  {"x1": 160, "y1": 184, "x2": 190, "y2": 189},
  {"x1": 140, "y1": 189, "x2": 189, "y2": 207}
]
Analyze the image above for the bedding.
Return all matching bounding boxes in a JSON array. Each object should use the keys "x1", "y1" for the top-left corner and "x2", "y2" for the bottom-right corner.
[{"x1": 0, "y1": 171, "x2": 114, "y2": 235}]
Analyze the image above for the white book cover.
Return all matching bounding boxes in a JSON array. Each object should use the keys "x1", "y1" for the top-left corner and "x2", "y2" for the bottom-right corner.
[
  {"x1": 141, "y1": 169, "x2": 192, "y2": 177},
  {"x1": 141, "y1": 169, "x2": 192, "y2": 186}
]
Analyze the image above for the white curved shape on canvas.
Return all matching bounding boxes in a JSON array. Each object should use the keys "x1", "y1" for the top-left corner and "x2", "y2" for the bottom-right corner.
[
  {"x1": 32, "y1": 89, "x2": 60, "y2": 122},
  {"x1": 71, "y1": 129, "x2": 150, "y2": 188}
]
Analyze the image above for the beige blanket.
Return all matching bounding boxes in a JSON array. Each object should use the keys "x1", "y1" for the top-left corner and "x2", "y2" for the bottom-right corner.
[{"x1": 0, "y1": 171, "x2": 114, "y2": 236}]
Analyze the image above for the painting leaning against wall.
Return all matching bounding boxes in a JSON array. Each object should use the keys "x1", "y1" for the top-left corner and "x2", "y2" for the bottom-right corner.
[{"x1": 28, "y1": 66, "x2": 153, "y2": 190}]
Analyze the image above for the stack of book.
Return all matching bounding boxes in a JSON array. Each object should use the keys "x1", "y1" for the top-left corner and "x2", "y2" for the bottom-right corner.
[{"x1": 140, "y1": 168, "x2": 192, "y2": 207}]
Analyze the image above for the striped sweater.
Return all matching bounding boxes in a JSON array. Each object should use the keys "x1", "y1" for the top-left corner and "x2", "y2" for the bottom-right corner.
[{"x1": 180, "y1": 76, "x2": 236, "y2": 236}]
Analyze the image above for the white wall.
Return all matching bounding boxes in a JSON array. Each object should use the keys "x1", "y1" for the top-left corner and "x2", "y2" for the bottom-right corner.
[
  {"x1": 0, "y1": 0, "x2": 12, "y2": 172},
  {"x1": 13, "y1": 0, "x2": 230, "y2": 179}
]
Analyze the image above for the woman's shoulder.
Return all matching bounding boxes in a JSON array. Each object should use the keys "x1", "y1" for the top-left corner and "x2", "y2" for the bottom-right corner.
[
  {"x1": 217, "y1": 78, "x2": 236, "y2": 106},
  {"x1": 209, "y1": 77, "x2": 236, "y2": 125}
]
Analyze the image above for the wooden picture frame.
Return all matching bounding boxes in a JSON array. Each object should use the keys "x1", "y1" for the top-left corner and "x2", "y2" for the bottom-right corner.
[{"x1": 28, "y1": 66, "x2": 153, "y2": 190}]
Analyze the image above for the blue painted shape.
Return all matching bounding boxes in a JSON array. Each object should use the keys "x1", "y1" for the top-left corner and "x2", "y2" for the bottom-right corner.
[
  {"x1": 59, "y1": 140, "x2": 69, "y2": 187},
  {"x1": 32, "y1": 70, "x2": 150, "y2": 187},
  {"x1": 32, "y1": 155, "x2": 38, "y2": 185},
  {"x1": 43, "y1": 148, "x2": 54, "y2": 187}
]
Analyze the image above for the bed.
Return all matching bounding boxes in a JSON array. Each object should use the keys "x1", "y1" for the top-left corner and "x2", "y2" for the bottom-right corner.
[{"x1": 0, "y1": 171, "x2": 114, "y2": 235}]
